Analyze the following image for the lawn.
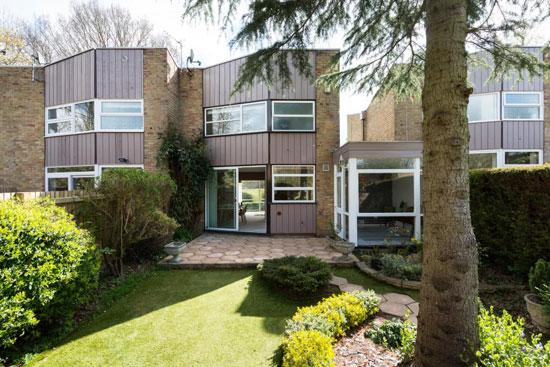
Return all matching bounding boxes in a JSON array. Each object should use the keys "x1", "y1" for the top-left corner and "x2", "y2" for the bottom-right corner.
[{"x1": 29, "y1": 268, "x2": 417, "y2": 367}]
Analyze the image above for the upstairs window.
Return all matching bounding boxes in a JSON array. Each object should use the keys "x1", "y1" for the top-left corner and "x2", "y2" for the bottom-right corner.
[
  {"x1": 467, "y1": 93, "x2": 499, "y2": 122},
  {"x1": 503, "y1": 92, "x2": 543, "y2": 120},
  {"x1": 46, "y1": 105, "x2": 73, "y2": 134},
  {"x1": 272, "y1": 101, "x2": 315, "y2": 131},
  {"x1": 205, "y1": 102, "x2": 267, "y2": 136},
  {"x1": 100, "y1": 101, "x2": 143, "y2": 130}
]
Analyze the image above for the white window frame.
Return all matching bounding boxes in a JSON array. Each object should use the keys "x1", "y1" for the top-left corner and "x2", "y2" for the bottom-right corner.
[
  {"x1": 272, "y1": 165, "x2": 315, "y2": 203},
  {"x1": 468, "y1": 92, "x2": 500, "y2": 123},
  {"x1": 45, "y1": 99, "x2": 144, "y2": 137},
  {"x1": 503, "y1": 149, "x2": 543, "y2": 166},
  {"x1": 45, "y1": 164, "x2": 145, "y2": 191},
  {"x1": 272, "y1": 100, "x2": 316, "y2": 132},
  {"x1": 98, "y1": 100, "x2": 144, "y2": 132},
  {"x1": 502, "y1": 92, "x2": 544, "y2": 121},
  {"x1": 469, "y1": 149, "x2": 502, "y2": 168},
  {"x1": 204, "y1": 101, "x2": 268, "y2": 137}
]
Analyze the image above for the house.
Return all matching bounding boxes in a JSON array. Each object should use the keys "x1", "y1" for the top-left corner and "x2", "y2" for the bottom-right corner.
[
  {"x1": 0, "y1": 48, "x2": 340, "y2": 236},
  {"x1": 338, "y1": 47, "x2": 550, "y2": 247}
]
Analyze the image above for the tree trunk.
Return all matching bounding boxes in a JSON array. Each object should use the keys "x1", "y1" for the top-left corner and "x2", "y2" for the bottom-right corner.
[{"x1": 415, "y1": 0, "x2": 479, "y2": 366}]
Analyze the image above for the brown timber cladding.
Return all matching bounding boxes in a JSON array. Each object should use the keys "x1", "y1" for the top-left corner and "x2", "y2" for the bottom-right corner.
[
  {"x1": 96, "y1": 49, "x2": 144, "y2": 99},
  {"x1": 205, "y1": 133, "x2": 269, "y2": 166},
  {"x1": 270, "y1": 203, "x2": 316, "y2": 234}
]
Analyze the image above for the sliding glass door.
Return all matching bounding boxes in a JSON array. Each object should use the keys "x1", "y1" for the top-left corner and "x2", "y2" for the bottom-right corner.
[{"x1": 206, "y1": 168, "x2": 237, "y2": 230}]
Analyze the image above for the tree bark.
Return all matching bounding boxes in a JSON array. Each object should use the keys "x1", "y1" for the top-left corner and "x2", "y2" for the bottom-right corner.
[{"x1": 415, "y1": 0, "x2": 479, "y2": 366}]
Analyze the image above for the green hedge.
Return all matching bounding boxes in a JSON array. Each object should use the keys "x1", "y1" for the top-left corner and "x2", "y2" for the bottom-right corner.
[
  {"x1": 470, "y1": 165, "x2": 550, "y2": 276},
  {"x1": 0, "y1": 198, "x2": 100, "y2": 354}
]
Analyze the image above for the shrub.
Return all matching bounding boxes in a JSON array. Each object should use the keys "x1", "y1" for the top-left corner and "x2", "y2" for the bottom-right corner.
[
  {"x1": 173, "y1": 226, "x2": 194, "y2": 242},
  {"x1": 157, "y1": 123, "x2": 212, "y2": 235},
  {"x1": 538, "y1": 284, "x2": 550, "y2": 316},
  {"x1": 473, "y1": 306, "x2": 550, "y2": 366},
  {"x1": 81, "y1": 168, "x2": 178, "y2": 276},
  {"x1": 379, "y1": 254, "x2": 422, "y2": 281},
  {"x1": 470, "y1": 165, "x2": 550, "y2": 277},
  {"x1": 258, "y1": 256, "x2": 332, "y2": 296},
  {"x1": 282, "y1": 331, "x2": 335, "y2": 367},
  {"x1": 365, "y1": 317, "x2": 416, "y2": 362},
  {"x1": 529, "y1": 259, "x2": 550, "y2": 294},
  {"x1": 0, "y1": 198, "x2": 100, "y2": 351}
]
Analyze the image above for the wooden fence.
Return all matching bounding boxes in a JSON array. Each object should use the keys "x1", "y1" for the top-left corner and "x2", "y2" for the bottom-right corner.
[{"x1": 0, "y1": 191, "x2": 84, "y2": 214}]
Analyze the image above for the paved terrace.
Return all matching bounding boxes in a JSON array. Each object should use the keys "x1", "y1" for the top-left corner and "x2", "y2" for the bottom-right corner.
[{"x1": 159, "y1": 232, "x2": 356, "y2": 268}]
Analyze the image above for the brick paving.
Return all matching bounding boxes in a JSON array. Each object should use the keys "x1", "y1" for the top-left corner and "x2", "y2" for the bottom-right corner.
[{"x1": 159, "y1": 232, "x2": 357, "y2": 268}]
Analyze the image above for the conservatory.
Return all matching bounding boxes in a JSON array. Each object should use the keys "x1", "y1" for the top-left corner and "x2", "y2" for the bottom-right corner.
[{"x1": 333, "y1": 142, "x2": 423, "y2": 247}]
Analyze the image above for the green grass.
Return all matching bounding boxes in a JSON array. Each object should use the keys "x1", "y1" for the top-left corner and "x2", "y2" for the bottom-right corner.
[{"x1": 28, "y1": 268, "x2": 416, "y2": 367}]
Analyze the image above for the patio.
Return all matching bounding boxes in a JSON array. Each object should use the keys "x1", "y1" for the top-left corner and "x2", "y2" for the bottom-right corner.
[{"x1": 159, "y1": 232, "x2": 356, "y2": 268}]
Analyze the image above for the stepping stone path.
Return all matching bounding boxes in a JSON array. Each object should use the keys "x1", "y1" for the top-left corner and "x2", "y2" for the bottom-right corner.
[{"x1": 330, "y1": 276, "x2": 419, "y2": 324}]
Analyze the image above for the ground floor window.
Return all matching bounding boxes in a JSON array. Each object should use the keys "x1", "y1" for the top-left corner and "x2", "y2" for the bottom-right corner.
[
  {"x1": 45, "y1": 164, "x2": 144, "y2": 191},
  {"x1": 469, "y1": 149, "x2": 543, "y2": 168},
  {"x1": 272, "y1": 165, "x2": 315, "y2": 202}
]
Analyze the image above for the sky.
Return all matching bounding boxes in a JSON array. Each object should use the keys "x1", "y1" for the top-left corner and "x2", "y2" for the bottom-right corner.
[{"x1": 1, "y1": 0, "x2": 368, "y2": 145}]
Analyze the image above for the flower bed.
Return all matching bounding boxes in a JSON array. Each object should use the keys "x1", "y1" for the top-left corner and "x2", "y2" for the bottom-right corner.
[{"x1": 281, "y1": 291, "x2": 380, "y2": 367}]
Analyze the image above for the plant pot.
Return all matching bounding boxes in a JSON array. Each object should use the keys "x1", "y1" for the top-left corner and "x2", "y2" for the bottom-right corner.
[
  {"x1": 524, "y1": 293, "x2": 550, "y2": 333},
  {"x1": 326, "y1": 236, "x2": 355, "y2": 262},
  {"x1": 164, "y1": 241, "x2": 187, "y2": 263}
]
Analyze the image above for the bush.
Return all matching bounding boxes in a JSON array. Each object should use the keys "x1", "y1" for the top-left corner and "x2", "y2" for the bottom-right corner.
[
  {"x1": 379, "y1": 254, "x2": 422, "y2": 281},
  {"x1": 282, "y1": 291, "x2": 380, "y2": 367},
  {"x1": 365, "y1": 317, "x2": 416, "y2": 362},
  {"x1": 0, "y1": 198, "x2": 100, "y2": 352},
  {"x1": 529, "y1": 259, "x2": 550, "y2": 294},
  {"x1": 282, "y1": 331, "x2": 335, "y2": 367},
  {"x1": 473, "y1": 306, "x2": 550, "y2": 366},
  {"x1": 81, "y1": 168, "x2": 178, "y2": 276},
  {"x1": 258, "y1": 256, "x2": 332, "y2": 296},
  {"x1": 470, "y1": 165, "x2": 550, "y2": 276}
]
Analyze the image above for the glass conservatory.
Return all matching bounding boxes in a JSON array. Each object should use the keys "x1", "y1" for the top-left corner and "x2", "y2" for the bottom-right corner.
[{"x1": 333, "y1": 142, "x2": 423, "y2": 247}]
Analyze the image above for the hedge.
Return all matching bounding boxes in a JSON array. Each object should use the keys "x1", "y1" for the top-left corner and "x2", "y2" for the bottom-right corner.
[{"x1": 470, "y1": 165, "x2": 550, "y2": 276}]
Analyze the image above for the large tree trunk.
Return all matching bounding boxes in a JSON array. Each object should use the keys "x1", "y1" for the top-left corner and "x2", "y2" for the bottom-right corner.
[{"x1": 415, "y1": 0, "x2": 479, "y2": 366}]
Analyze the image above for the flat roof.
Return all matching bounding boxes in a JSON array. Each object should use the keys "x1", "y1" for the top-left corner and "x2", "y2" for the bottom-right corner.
[{"x1": 332, "y1": 141, "x2": 423, "y2": 164}]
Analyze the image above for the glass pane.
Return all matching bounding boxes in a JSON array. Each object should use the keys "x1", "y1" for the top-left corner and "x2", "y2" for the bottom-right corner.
[
  {"x1": 47, "y1": 106, "x2": 72, "y2": 120},
  {"x1": 47, "y1": 166, "x2": 94, "y2": 173},
  {"x1": 357, "y1": 158, "x2": 416, "y2": 169},
  {"x1": 207, "y1": 169, "x2": 236, "y2": 229},
  {"x1": 101, "y1": 167, "x2": 142, "y2": 174},
  {"x1": 336, "y1": 176, "x2": 342, "y2": 208},
  {"x1": 206, "y1": 106, "x2": 240, "y2": 122},
  {"x1": 273, "y1": 176, "x2": 313, "y2": 188},
  {"x1": 101, "y1": 116, "x2": 144, "y2": 130},
  {"x1": 48, "y1": 178, "x2": 68, "y2": 191},
  {"x1": 359, "y1": 173, "x2": 414, "y2": 213},
  {"x1": 505, "y1": 93, "x2": 539, "y2": 104},
  {"x1": 469, "y1": 153, "x2": 497, "y2": 169},
  {"x1": 344, "y1": 169, "x2": 349, "y2": 212},
  {"x1": 206, "y1": 120, "x2": 240, "y2": 135},
  {"x1": 242, "y1": 103, "x2": 266, "y2": 131},
  {"x1": 337, "y1": 214, "x2": 342, "y2": 233},
  {"x1": 274, "y1": 102, "x2": 313, "y2": 115},
  {"x1": 75, "y1": 102, "x2": 94, "y2": 132},
  {"x1": 102, "y1": 101, "x2": 141, "y2": 113},
  {"x1": 357, "y1": 217, "x2": 415, "y2": 246},
  {"x1": 503, "y1": 106, "x2": 540, "y2": 119},
  {"x1": 48, "y1": 121, "x2": 71, "y2": 134},
  {"x1": 273, "y1": 116, "x2": 314, "y2": 131},
  {"x1": 504, "y1": 151, "x2": 539, "y2": 165},
  {"x1": 273, "y1": 166, "x2": 314, "y2": 175},
  {"x1": 274, "y1": 190, "x2": 313, "y2": 201},
  {"x1": 468, "y1": 93, "x2": 499, "y2": 122},
  {"x1": 72, "y1": 176, "x2": 94, "y2": 190}
]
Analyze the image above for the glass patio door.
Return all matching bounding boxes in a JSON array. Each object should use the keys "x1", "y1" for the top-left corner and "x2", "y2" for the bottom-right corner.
[{"x1": 207, "y1": 168, "x2": 237, "y2": 230}]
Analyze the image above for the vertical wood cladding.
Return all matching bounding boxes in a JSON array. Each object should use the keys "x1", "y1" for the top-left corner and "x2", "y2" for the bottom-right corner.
[
  {"x1": 45, "y1": 50, "x2": 95, "y2": 107},
  {"x1": 96, "y1": 49, "x2": 144, "y2": 99},
  {"x1": 502, "y1": 121, "x2": 544, "y2": 149},
  {"x1": 205, "y1": 133, "x2": 269, "y2": 166},
  {"x1": 202, "y1": 51, "x2": 316, "y2": 107},
  {"x1": 270, "y1": 133, "x2": 316, "y2": 164},
  {"x1": 468, "y1": 122, "x2": 502, "y2": 150},
  {"x1": 96, "y1": 133, "x2": 144, "y2": 164},
  {"x1": 270, "y1": 203, "x2": 317, "y2": 234}
]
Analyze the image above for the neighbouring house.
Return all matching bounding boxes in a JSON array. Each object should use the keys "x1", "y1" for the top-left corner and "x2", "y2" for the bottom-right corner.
[
  {"x1": 0, "y1": 48, "x2": 339, "y2": 236},
  {"x1": 338, "y1": 47, "x2": 550, "y2": 247}
]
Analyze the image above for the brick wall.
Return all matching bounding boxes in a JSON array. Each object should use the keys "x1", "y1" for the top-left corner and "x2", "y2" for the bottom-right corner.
[
  {"x1": 143, "y1": 49, "x2": 180, "y2": 172},
  {"x1": 0, "y1": 67, "x2": 44, "y2": 192},
  {"x1": 315, "y1": 50, "x2": 340, "y2": 236},
  {"x1": 365, "y1": 92, "x2": 395, "y2": 141},
  {"x1": 394, "y1": 97, "x2": 423, "y2": 141},
  {"x1": 346, "y1": 112, "x2": 364, "y2": 142},
  {"x1": 544, "y1": 51, "x2": 550, "y2": 163},
  {"x1": 178, "y1": 68, "x2": 203, "y2": 139}
]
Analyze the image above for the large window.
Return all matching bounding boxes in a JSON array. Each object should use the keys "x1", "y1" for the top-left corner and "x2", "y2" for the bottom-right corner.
[
  {"x1": 469, "y1": 152, "x2": 498, "y2": 169},
  {"x1": 45, "y1": 164, "x2": 144, "y2": 191},
  {"x1": 272, "y1": 165, "x2": 315, "y2": 202},
  {"x1": 503, "y1": 92, "x2": 543, "y2": 120},
  {"x1": 272, "y1": 101, "x2": 315, "y2": 131},
  {"x1": 467, "y1": 93, "x2": 499, "y2": 122},
  {"x1": 468, "y1": 150, "x2": 543, "y2": 168},
  {"x1": 205, "y1": 102, "x2": 266, "y2": 136},
  {"x1": 46, "y1": 100, "x2": 143, "y2": 136},
  {"x1": 504, "y1": 151, "x2": 541, "y2": 166}
]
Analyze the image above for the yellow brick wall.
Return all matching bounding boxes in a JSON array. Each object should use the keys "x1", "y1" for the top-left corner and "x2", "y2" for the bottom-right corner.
[
  {"x1": 394, "y1": 97, "x2": 423, "y2": 141},
  {"x1": 0, "y1": 67, "x2": 45, "y2": 192},
  {"x1": 365, "y1": 92, "x2": 395, "y2": 141},
  {"x1": 346, "y1": 112, "x2": 364, "y2": 142},
  {"x1": 179, "y1": 68, "x2": 203, "y2": 139},
  {"x1": 315, "y1": 50, "x2": 340, "y2": 236}
]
